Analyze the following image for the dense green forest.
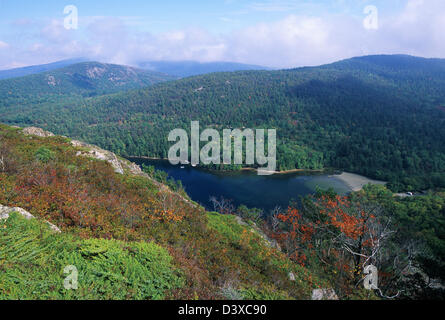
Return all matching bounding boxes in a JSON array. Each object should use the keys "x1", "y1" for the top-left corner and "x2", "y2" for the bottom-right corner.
[{"x1": 1, "y1": 55, "x2": 445, "y2": 192}]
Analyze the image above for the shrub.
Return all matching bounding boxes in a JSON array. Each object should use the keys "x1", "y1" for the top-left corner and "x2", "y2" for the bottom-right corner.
[{"x1": 34, "y1": 147, "x2": 54, "y2": 163}]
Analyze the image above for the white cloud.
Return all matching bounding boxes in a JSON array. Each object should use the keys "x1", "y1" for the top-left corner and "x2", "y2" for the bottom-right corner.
[
  {"x1": 0, "y1": 41, "x2": 9, "y2": 49},
  {"x1": 380, "y1": 0, "x2": 445, "y2": 57},
  {"x1": 225, "y1": 15, "x2": 335, "y2": 67},
  {"x1": 1, "y1": 0, "x2": 444, "y2": 70},
  {"x1": 222, "y1": 0, "x2": 445, "y2": 67}
]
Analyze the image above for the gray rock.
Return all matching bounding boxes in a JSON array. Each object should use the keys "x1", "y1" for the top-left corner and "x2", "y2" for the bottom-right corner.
[
  {"x1": 311, "y1": 288, "x2": 338, "y2": 300},
  {"x1": 0, "y1": 204, "x2": 61, "y2": 233},
  {"x1": 22, "y1": 127, "x2": 55, "y2": 138},
  {"x1": 70, "y1": 140, "x2": 124, "y2": 174}
]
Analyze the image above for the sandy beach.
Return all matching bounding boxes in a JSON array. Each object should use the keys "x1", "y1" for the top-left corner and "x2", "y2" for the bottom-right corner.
[{"x1": 333, "y1": 172, "x2": 386, "y2": 192}]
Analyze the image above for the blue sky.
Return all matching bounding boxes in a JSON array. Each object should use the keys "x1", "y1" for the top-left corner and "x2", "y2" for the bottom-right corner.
[
  {"x1": 0, "y1": 0, "x2": 443, "y2": 69},
  {"x1": 0, "y1": 0, "x2": 406, "y2": 33}
]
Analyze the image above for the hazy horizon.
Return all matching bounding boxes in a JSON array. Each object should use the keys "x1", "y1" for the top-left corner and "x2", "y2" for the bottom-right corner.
[{"x1": 1, "y1": 53, "x2": 443, "y2": 73}]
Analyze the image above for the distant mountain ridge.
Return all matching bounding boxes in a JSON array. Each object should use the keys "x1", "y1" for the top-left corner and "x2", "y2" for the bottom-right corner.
[
  {"x1": 0, "y1": 61, "x2": 175, "y2": 103},
  {"x1": 327, "y1": 54, "x2": 445, "y2": 72},
  {"x1": 0, "y1": 59, "x2": 271, "y2": 80},
  {"x1": 0, "y1": 58, "x2": 89, "y2": 80},
  {"x1": 137, "y1": 60, "x2": 271, "y2": 78}
]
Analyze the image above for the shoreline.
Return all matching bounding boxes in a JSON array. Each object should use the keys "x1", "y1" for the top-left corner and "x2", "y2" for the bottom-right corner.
[
  {"x1": 332, "y1": 172, "x2": 387, "y2": 192},
  {"x1": 127, "y1": 156, "x2": 328, "y2": 175},
  {"x1": 239, "y1": 167, "x2": 328, "y2": 175},
  {"x1": 127, "y1": 156, "x2": 387, "y2": 191}
]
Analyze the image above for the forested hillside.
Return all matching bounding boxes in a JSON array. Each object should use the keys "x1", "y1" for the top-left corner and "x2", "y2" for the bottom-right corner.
[{"x1": 1, "y1": 55, "x2": 445, "y2": 191}]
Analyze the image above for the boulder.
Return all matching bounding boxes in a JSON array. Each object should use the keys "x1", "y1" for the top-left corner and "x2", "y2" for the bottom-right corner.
[
  {"x1": 22, "y1": 127, "x2": 55, "y2": 138},
  {"x1": 311, "y1": 288, "x2": 339, "y2": 300},
  {"x1": 0, "y1": 204, "x2": 61, "y2": 233}
]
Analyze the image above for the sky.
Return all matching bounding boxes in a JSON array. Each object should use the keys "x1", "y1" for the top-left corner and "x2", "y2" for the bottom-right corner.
[{"x1": 0, "y1": 0, "x2": 444, "y2": 70}]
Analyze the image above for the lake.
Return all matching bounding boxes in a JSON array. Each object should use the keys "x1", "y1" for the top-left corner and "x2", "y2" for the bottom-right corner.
[{"x1": 129, "y1": 158, "x2": 382, "y2": 212}]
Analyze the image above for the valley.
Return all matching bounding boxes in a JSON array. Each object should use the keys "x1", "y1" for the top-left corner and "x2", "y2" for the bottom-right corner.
[
  {"x1": 1, "y1": 55, "x2": 444, "y2": 192},
  {"x1": 1, "y1": 55, "x2": 444, "y2": 301},
  {"x1": 1, "y1": 0, "x2": 445, "y2": 305}
]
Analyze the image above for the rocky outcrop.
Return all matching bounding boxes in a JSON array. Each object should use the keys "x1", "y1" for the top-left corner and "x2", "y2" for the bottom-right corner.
[
  {"x1": 20, "y1": 127, "x2": 140, "y2": 176},
  {"x1": 72, "y1": 139, "x2": 125, "y2": 174},
  {"x1": 86, "y1": 66, "x2": 106, "y2": 79},
  {"x1": 46, "y1": 75, "x2": 57, "y2": 86},
  {"x1": 311, "y1": 288, "x2": 339, "y2": 300},
  {"x1": 68, "y1": 139, "x2": 197, "y2": 206},
  {"x1": 22, "y1": 127, "x2": 55, "y2": 138},
  {"x1": 70, "y1": 139, "x2": 153, "y2": 176},
  {"x1": 0, "y1": 204, "x2": 61, "y2": 233}
]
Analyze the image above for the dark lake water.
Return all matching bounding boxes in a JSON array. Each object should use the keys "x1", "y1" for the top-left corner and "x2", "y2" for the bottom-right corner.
[{"x1": 131, "y1": 158, "x2": 353, "y2": 212}]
